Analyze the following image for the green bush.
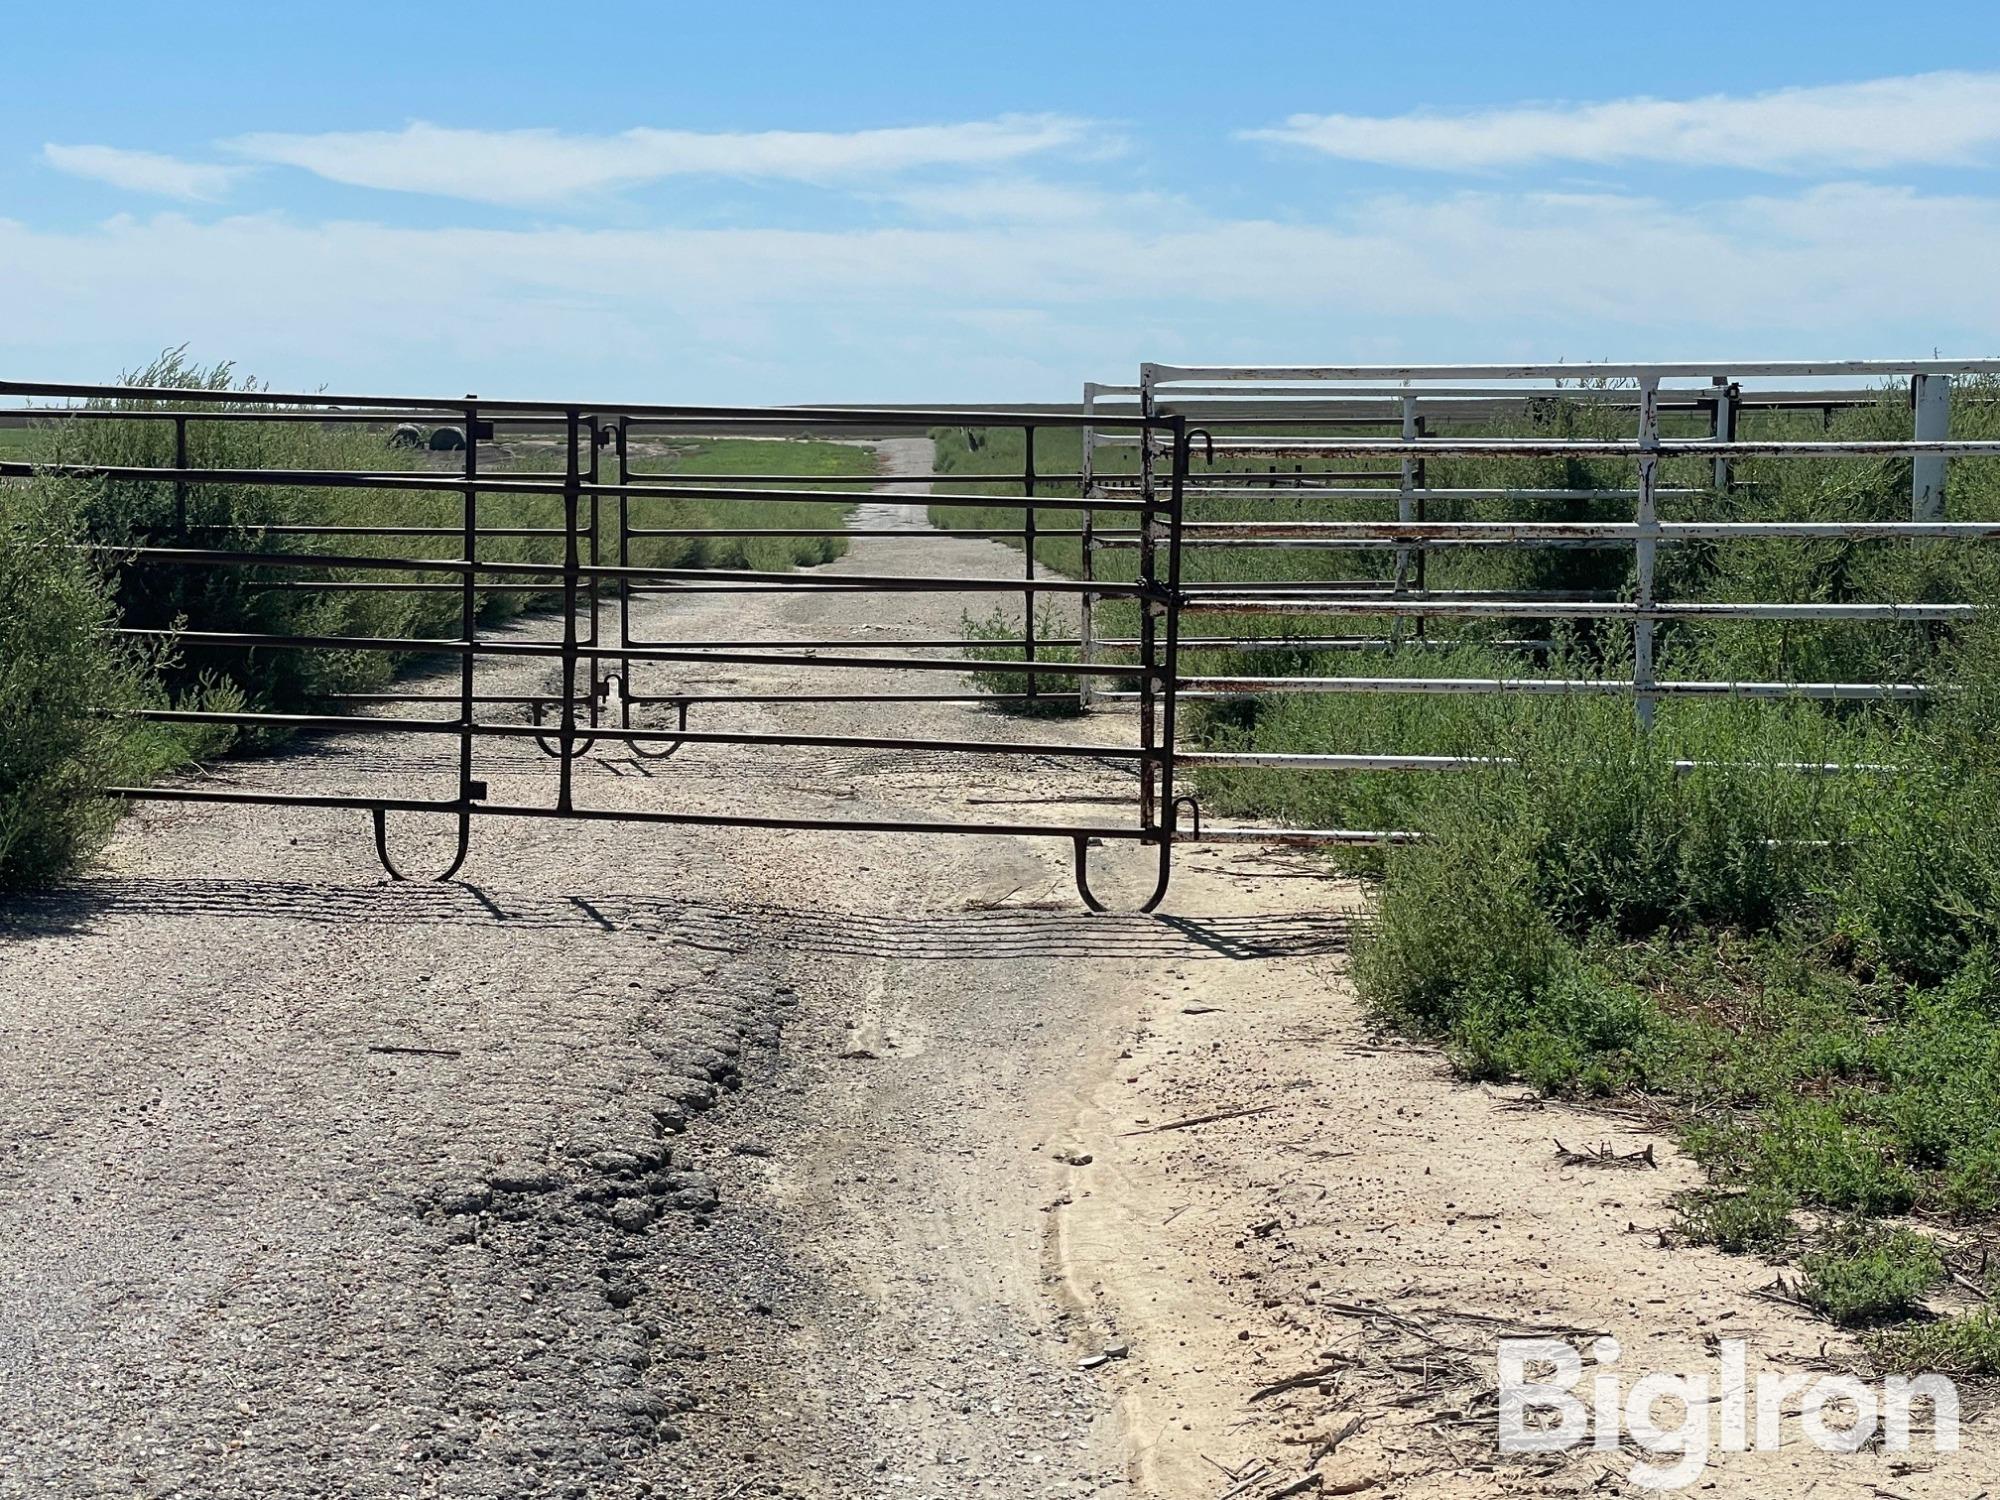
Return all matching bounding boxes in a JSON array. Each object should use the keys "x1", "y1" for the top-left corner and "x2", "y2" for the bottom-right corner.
[
  {"x1": 1750, "y1": 1099, "x2": 1920, "y2": 1216},
  {"x1": 1876, "y1": 1306, "x2": 2000, "y2": 1376},
  {"x1": 0, "y1": 482, "x2": 230, "y2": 890},
  {"x1": 1448, "y1": 965, "x2": 1667, "y2": 1095},
  {"x1": 1799, "y1": 1223, "x2": 1942, "y2": 1327},
  {"x1": 1675, "y1": 1185, "x2": 1799, "y2": 1256},
  {"x1": 1350, "y1": 770, "x2": 1568, "y2": 1033},
  {"x1": 958, "y1": 606, "x2": 1085, "y2": 717},
  {"x1": 1939, "y1": 1140, "x2": 2000, "y2": 1218},
  {"x1": 1837, "y1": 760, "x2": 2000, "y2": 988}
]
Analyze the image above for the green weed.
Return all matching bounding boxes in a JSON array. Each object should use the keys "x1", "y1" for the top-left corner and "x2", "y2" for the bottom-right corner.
[
  {"x1": 1675, "y1": 1185, "x2": 1799, "y2": 1256},
  {"x1": 1799, "y1": 1224, "x2": 1943, "y2": 1327}
]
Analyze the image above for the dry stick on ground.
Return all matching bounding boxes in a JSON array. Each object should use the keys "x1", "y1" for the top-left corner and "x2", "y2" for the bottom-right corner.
[
  {"x1": 1124, "y1": 1104, "x2": 1277, "y2": 1137},
  {"x1": 1950, "y1": 1269, "x2": 1992, "y2": 1303},
  {"x1": 1319, "y1": 1301, "x2": 1437, "y2": 1342},
  {"x1": 1408, "y1": 1307, "x2": 1612, "y2": 1341},
  {"x1": 1553, "y1": 1138, "x2": 1657, "y2": 1169},
  {"x1": 1309, "y1": 1414, "x2": 1366, "y2": 1468},
  {"x1": 1249, "y1": 1364, "x2": 1349, "y2": 1403},
  {"x1": 1753, "y1": 1275, "x2": 1812, "y2": 1310}
]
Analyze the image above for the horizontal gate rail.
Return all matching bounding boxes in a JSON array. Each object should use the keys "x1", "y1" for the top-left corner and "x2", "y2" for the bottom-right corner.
[
  {"x1": 1140, "y1": 359, "x2": 2000, "y2": 380},
  {"x1": 1160, "y1": 678, "x2": 1934, "y2": 699},
  {"x1": 112, "y1": 627, "x2": 1154, "y2": 678},
  {"x1": 0, "y1": 460, "x2": 1147, "y2": 512}
]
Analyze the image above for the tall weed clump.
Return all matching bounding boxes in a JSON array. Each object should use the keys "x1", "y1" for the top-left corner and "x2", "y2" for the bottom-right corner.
[
  {"x1": 0, "y1": 480, "x2": 232, "y2": 890},
  {"x1": 1835, "y1": 615, "x2": 2000, "y2": 984},
  {"x1": 31, "y1": 350, "x2": 470, "y2": 716},
  {"x1": 1353, "y1": 697, "x2": 1852, "y2": 1091}
]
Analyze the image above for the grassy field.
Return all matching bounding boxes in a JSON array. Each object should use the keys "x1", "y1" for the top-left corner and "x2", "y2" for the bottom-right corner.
[
  {"x1": 627, "y1": 435, "x2": 864, "y2": 571},
  {"x1": 930, "y1": 391, "x2": 2000, "y2": 1371},
  {"x1": 0, "y1": 352, "x2": 865, "y2": 890}
]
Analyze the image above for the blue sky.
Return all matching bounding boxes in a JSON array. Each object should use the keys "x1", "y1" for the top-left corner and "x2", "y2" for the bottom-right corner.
[{"x1": 6, "y1": 1, "x2": 2000, "y2": 402}]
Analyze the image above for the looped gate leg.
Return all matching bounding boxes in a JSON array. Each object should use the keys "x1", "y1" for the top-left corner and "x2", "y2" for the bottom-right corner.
[
  {"x1": 629, "y1": 697, "x2": 689, "y2": 761},
  {"x1": 1071, "y1": 833, "x2": 1174, "y2": 915},
  {"x1": 530, "y1": 701, "x2": 599, "y2": 760},
  {"x1": 371, "y1": 805, "x2": 472, "y2": 882}
]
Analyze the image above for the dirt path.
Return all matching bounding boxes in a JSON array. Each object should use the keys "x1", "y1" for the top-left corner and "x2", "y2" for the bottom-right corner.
[{"x1": 0, "y1": 441, "x2": 1988, "y2": 1498}]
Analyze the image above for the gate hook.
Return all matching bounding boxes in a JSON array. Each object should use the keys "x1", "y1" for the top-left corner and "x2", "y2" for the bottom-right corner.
[
  {"x1": 1171, "y1": 793, "x2": 1201, "y2": 839},
  {"x1": 1072, "y1": 792, "x2": 1197, "y2": 912},
  {"x1": 371, "y1": 805, "x2": 472, "y2": 882},
  {"x1": 601, "y1": 672, "x2": 687, "y2": 760}
]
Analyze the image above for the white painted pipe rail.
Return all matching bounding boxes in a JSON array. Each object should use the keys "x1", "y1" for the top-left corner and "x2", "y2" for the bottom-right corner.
[
  {"x1": 1174, "y1": 599, "x2": 1975, "y2": 621},
  {"x1": 1157, "y1": 437, "x2": 2000, "y2": 459},
  {"x1": 1144, "y1": 358, "x2": 2000, "y2": 382},
  {"x1": 1179, "y1": 751, "x2": 1889, "y2": 775},
  {"x1": 1170, "y1": 677, "x2": 1934, "y2": 699}
]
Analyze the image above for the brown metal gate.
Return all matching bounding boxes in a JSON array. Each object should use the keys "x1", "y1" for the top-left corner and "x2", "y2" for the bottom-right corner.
[{"x1": 0, "y1": 379, "x2": 1191, "y2": 910}]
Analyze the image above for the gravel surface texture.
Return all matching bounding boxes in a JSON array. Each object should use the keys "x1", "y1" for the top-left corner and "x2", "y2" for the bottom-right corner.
[{"x1": 0, "y1": 441, "x2": 1313, "y2": 1498}]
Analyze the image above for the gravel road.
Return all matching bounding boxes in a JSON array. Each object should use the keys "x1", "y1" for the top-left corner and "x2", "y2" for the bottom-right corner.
[{"x1": 0, "y1": 440, "x2": 1341, "y2": 1499}]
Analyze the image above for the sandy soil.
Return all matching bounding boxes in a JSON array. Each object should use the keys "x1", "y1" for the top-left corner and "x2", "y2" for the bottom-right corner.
[{"x1": 0, "y1": 440, "x2": 1989, "y2": 1498}]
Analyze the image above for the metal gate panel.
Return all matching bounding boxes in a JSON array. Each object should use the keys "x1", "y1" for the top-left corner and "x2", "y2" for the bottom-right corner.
[
  {"x1": 1080, "y1": 357, "x2": 2000, "y2": 847},
  {"x1": 0, "y1": 381, "x2": 1190, "y2": 910}
]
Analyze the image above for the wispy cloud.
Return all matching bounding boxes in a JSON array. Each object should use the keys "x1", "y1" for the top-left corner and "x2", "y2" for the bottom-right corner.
[
  {"x1": 877, "y1": 176, "x2": 1182, "y2": 224},
  {"x1": 42, "y1": 144, "x2": 245, "y2": 201},
  {"x1": 224, "y1": 116, "x2": 1104, "y2": 206},
  {"x1": 6, "y1": 183, "x2": 1994, "y2": 401},
  {"x1": 1243, "y1": 71, "x2": 2000, "y2": 173}
]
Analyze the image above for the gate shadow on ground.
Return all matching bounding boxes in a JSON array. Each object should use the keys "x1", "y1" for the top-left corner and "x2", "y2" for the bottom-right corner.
[{"x1": 3, "y1": 877, "x2": 1353, "y2": 962}]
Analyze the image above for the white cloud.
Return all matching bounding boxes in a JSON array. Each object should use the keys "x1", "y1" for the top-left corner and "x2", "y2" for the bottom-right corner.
[
  {"x1": 880, "y1": 177, "x2": 1184, "y2": 224},
  {"x1": 42, "y1": 144, "x2": 245, "y2": 201},
  {"x1": 223, "y1": 116, "x2": 1104, "y2": 206},
  {"x1": 2, "y1": 184, "x2": 1994, "y2": 402},
  {"x1": 1244, "y1": 71, "x2": 2000, "y2": 173}
]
